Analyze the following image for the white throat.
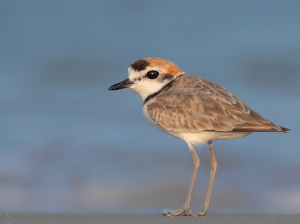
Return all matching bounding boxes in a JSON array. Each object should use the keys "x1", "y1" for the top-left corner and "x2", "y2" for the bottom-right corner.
[
  {"x1": 128, "y1": 67, "x2": 178, "y2": 101},
  {"x1": 130, "y1": 80, "x2": 170, "y2": 101}
]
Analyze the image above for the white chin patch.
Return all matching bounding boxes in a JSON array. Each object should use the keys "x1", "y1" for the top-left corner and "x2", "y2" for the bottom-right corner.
[
  {"x1": 128, "y1": 66, "x2": 170, "y2": 101},
  {"x1": 130, "y1": 79, "x2": 167, "y2": 101}
]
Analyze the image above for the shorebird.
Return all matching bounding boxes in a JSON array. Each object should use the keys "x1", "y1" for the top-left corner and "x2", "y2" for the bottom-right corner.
[{"x1": 108, "y1": 57, "x2": 290, "y2": 217}]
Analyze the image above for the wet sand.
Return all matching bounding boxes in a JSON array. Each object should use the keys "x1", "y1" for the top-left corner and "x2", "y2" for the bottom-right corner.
[{"x1": 1, "y1": 213, "x2": 300, "y2": 224}]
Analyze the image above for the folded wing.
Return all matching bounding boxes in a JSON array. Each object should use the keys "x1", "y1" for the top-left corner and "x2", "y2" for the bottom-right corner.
[{"x1": 146, "y1": 75, "x2": 288, "y2": 133}]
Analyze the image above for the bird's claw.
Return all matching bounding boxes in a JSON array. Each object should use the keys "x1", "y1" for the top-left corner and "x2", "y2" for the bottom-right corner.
[
  {"x1": 195, "y1": 210, "x2": 207, "y2": 216},
  {"x1": 163, "y1": 208, "x2": 196, "y2": 217}
]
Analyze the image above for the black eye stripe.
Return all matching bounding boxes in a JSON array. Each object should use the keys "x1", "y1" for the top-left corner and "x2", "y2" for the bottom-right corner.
[
  {"x1": 161, "y1": 74, "x2": 173, "y2": 80},
  {"x1": 146, "y1": 70, "x2": 159, "y2": 79}
]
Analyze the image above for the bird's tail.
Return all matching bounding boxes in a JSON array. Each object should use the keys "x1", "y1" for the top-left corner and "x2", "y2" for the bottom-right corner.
[{"x1": 280, "y1": 126, "x2": 290, "y2": 133}]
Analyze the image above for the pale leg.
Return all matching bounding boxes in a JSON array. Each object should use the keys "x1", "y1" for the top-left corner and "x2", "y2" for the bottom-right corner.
[
  {"x1": 164, "y1": 143, "x2": 200, "y2": 217},
  {"x1": 197, "y1": 140, "x2": 217, "y2": 216}
]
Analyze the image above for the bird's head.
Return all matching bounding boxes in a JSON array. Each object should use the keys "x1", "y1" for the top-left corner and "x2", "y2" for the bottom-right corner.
[{"x1": 108, "y1": 58, "x2": 184, "y2": 100}]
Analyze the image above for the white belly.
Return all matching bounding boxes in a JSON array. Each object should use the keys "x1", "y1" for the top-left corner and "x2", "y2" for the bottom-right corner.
[
  {"x1": 176, "y1": 131, "x2": 252, "y2": 146},
  {"x1": 143, "y1": 103, "x2": 252, "y2": 146}
]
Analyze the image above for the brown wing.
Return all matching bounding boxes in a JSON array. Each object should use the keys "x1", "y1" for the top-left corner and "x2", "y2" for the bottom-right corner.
[{"x1": 146, "y1": 74, "x2": 286, "y2": 133}]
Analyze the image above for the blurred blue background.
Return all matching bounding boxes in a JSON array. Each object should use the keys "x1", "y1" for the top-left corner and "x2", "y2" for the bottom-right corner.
[{"x1": 0, "y1": 0, "x2": 299, "y2": 214}]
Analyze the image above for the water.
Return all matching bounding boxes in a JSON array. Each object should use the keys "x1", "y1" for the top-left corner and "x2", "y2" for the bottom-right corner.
[{"x1": 0, "y1": 0, "x2": 299, "y2": 213}]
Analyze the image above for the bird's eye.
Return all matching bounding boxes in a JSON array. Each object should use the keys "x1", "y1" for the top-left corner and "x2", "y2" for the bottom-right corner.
[{"x1": 146, "y1": 70, "x2": 159, "y2": 79}]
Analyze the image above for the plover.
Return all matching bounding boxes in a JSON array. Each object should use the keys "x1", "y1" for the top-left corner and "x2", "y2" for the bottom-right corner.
[{"x1": 108, "y1": 57, "x2": 290, "y2": 217}]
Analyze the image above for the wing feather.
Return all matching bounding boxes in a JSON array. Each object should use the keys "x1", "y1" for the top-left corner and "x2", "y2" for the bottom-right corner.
[{"x1": 146, "y1": 74, "x2": 282, "y2": 133}]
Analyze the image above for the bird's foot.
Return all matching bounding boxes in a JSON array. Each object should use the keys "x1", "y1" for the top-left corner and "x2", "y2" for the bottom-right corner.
[
  {"x1": 195, "y1": 210, "x2": 207, "y2": 216},
  {"x1": 163, "y1": 208, "x2": 196, "y2": 217}
]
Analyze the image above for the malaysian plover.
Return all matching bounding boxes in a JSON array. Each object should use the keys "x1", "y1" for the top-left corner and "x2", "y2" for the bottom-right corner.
[{"x1": 108, "y1": 57, "x2": 290, "y2": 217}]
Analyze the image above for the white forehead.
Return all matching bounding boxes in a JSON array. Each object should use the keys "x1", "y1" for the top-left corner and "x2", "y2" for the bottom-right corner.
[
  {"x1": 128, "y1": 67, "x2": 140, "y2": 80},
  {"x1": 128, "y1": 66, "x2": 166, "y2": 80},
  {"x1": 127, "y1": 66, "x2": 171, "y2": 101}
]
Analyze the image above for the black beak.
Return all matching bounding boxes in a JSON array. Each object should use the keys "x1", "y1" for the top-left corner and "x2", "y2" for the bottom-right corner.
[{"x1": 108, "y1": 78, "x2": 134, "y2": 91}]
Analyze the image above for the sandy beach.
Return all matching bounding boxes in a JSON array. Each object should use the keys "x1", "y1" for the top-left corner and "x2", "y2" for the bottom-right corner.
[{"x1": 1, "y1": 213, "x2": 300, "y2": 224}]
